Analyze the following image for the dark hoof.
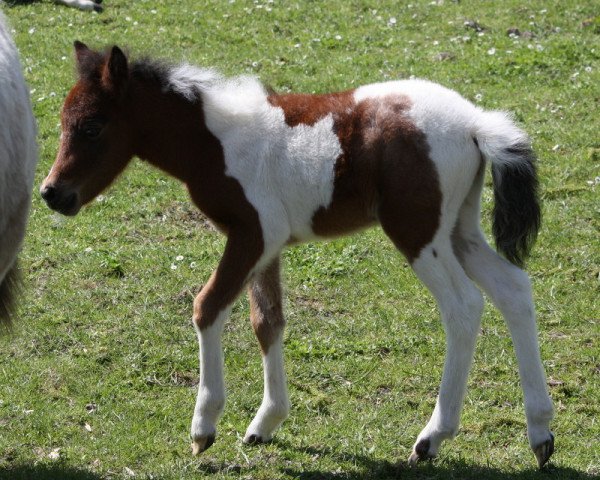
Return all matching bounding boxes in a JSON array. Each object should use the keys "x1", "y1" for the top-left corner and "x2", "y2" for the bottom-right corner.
[
  {"x1": 408, "y1": 439, "x2": 433, "y2": 466},
  {"x1": 191, "y1": 434, "x2": 215, "y2": 455},
  {"x1": 243, "y1": 433, "x2": 264, "y2": 445},
  {"x1": 534, "y1": 433, "x2": 554, "y2": 469},
  {"x1": 93, "y1": 4, "x2": 103, "y2": 12}
]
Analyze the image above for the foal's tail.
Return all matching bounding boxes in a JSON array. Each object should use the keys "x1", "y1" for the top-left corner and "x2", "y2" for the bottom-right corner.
[
  {"x1": 474, "y1": 111, "x2": 541, "y2": 267},
  {"x1": 0, "y1": 263, "x2": 21, "y2": 331}
]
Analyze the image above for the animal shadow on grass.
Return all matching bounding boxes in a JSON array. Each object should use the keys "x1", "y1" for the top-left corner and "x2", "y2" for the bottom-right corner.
[
  {"x1": 0, "y1": 463, "x2": 103, "y2": 480},
  {"x1": 271, "y1": 441, "x2": 593, "y2": 480}
]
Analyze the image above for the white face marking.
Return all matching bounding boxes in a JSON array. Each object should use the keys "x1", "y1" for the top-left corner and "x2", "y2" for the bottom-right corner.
[{"x1": 197, "y1": 75, "x2": 343, "y2": 248}]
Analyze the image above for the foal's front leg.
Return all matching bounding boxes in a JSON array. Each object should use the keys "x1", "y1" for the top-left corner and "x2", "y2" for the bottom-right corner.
[
  {"x1": 243, "y1": 257, "x2": 290, "y2": 444},
  {"x1": 190, "y1": 232, "x2": 263, "y2": 455}
]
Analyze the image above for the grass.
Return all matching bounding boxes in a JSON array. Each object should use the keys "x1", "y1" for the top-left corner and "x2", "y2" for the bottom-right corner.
[{"x1": 1, "y1": 0, "x2": 599, "y2": 478}]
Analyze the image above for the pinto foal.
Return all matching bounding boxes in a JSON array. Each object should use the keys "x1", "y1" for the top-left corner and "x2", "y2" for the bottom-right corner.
[{"x1": 41, "y1": 42, "x2": 555, "y2": 467}]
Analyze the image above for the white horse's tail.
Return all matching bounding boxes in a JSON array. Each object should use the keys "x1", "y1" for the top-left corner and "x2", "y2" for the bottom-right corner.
[
  {"x1": 474, "y1": 111, "x2": 541, "y2": 267},
  {"x1": 0, "y1": 264, "x2": 21, "y2": 330}
]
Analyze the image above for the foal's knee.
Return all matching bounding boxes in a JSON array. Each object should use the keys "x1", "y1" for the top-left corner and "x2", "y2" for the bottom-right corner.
[
  {"x1": 251, "y1": 310, "x2": 285, "y2": 355},
  {"x1": 192, "y1": 287, "x2": 223, "y2": 332},
  {"x1": 493, "y1": 266, "x2": 534, "y2": 318},
  {"x1": 444, "y1": 284, "x2": 484, "y2": 338}
]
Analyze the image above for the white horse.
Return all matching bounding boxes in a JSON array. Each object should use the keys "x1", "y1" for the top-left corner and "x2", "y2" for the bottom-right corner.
[
  {"x1": 55, "y1": 0, "x2": 103, "y2": 12},
  {"x1": 0, "y1": 12, "x2": 37, "y2": 327}
]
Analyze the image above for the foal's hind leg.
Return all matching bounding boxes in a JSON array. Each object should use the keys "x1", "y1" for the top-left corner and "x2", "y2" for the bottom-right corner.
[
  {"x1": 405, "y1": 239, "x2": 484, "y2": 463},
  {"x1": 243, "y1": 257, "x2": 290, "y2": 444},
  {"x1": 452, "y1": 167, "x2": 554, "y2": 467},
  {"x1": 453, "y1": 227, "x2": 554, "y2": 466}
]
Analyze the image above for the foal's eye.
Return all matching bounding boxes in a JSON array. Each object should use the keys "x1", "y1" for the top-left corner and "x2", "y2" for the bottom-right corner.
[{"x1": 81, "y1": 120, "x2": 105, "y2": 140}]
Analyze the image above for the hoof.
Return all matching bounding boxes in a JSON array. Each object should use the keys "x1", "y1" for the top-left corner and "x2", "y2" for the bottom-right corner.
[
  {"x1": 191, "y1": 434, "x2": 215, "y2": 455},
  {"x1": 93, "y1": 4, "x2": 103, "y2": 12},
  {"x1": 408, "y1": 439, "x2": 433, "y2": 466},
  {"x1": 243, "y1": 433, "x2": 268, "y2": 445},
  {"x1": 534, "y1": 433, "x2": 554, "y2": 469}
]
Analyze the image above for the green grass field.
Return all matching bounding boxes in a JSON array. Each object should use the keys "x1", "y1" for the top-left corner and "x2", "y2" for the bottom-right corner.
[{"x1": 1, "y1": 1, "x2": 598, "y2": 478}]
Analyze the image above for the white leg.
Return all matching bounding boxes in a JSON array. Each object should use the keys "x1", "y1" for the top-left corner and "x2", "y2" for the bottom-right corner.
[
  {"x1": 454, "y1": 228, "x2": 554, "y2": 466},
  {"x1": 452, "y1": 163, "x2": 554, "y2": 467},
  {"x1": 244, "y1": 333, "x2": 289, "y2": 443},
  {"x1": 189, "y1": 232, "x2": 264, "y2": 454},
  {"x1": 409, "y1": 240, "x2": 484, "y2": 463},
  {"x1": 244, "y1": 258, "x2": 290, "y2": 444},
  {"x1": 190, "y1": 308, "x2": 229, "y2": 454}
]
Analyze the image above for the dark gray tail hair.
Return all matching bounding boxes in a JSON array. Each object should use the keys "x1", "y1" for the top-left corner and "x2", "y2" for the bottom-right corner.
[
  {"x1": 491, "y1": 144, "x2": 541, "y2": 267},
  {"x1": 0, "y1": 262, "x2": 21, "y2": 331}
]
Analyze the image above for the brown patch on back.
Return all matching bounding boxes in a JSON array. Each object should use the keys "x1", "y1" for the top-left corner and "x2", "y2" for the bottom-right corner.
[
  {"x1": 271, "y1": 90, "x2": 442, "y2": 260},
  {"x1": 248, "y1": 258, "x2": 284, "y2": 354},
  {"x1": 269, "y1": 90, "x2": 380, "y2": 237},
  {"x1": 268, "y1": 90, "x2": 355, "y2": 127}
]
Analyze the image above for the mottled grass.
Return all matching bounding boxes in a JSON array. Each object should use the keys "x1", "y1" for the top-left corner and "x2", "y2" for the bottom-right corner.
[{"x1": 0, "y1": 1, "x2": 598, "y2": 479}]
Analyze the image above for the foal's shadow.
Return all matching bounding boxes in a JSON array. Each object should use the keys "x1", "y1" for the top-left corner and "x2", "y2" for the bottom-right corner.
[
  {"x1": 268, "y1": 441, "x2": 593, "y2": 480},
  {"x1": 0, "y1": 463, "x2": 103, "y2": 480}
]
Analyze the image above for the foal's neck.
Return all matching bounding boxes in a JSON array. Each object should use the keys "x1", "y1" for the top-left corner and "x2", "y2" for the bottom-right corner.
[{"x1": 128, "y1": 77, "x2": 221, "y2": 186}]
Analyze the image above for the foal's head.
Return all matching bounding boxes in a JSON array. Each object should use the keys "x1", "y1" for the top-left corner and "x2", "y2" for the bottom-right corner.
[{"x1": 41, "y1": 41, "x2": 135, "y2": 216}]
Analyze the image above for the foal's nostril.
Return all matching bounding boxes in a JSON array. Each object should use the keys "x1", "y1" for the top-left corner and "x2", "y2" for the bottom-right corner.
[{"x1": 40, "y1": 185, "x2": 57, "y2": 202}]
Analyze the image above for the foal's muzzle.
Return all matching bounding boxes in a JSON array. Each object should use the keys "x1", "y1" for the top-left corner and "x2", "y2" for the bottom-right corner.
[{"x1": 40, "y1": 184, "x2": 80, "y2": 216}]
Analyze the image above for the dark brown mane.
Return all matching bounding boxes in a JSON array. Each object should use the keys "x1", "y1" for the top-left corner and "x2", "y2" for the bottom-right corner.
[{"x1": 74, "y1": 43, "x2": 197, "y2": 101}]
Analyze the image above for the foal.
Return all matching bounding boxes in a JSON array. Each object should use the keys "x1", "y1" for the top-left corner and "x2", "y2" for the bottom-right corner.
[
  {"x1": 0, "y1": 12, "x2": 37, "y2": 327},
  {"x1": 41, "y1": 42, "x2": 555, "y2": 467}
]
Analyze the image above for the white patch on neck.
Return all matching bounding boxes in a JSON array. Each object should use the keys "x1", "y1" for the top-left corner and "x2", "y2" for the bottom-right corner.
[
  {"x1": 167, "y1": 64, "x2": 222, "y2": 101},
  {"x1": 197, "y1": 74, "x2": 343, "y2": 249}
]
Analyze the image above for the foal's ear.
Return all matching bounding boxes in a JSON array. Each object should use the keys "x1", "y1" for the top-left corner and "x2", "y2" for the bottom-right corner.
[
  {"x1": 102, "y1": 46, "x2": 129, "y2": 96},
  {"x1": 74, "y1": 40, "x2": 91, "y2": 58},
  {"x1": 73, "y1": 40, "x2": 94, "y2": 72}
]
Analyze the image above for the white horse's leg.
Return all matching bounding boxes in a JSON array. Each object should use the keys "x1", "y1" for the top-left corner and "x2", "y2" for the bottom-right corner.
[
  {"x1": 55, "y1": 0, "x2": 103, "y2": 12},
  {"x1": 408, "y1": 238, "x2": 484, "y2": 463},
  {"x1": 244, "y1": 257, "x2": 289, "y2": 444}
]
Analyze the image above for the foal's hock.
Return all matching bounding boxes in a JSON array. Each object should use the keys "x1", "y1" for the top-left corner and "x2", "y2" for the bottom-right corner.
[{"x1": 41, "y1": 42, "x2": 554, "y2": 467}]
